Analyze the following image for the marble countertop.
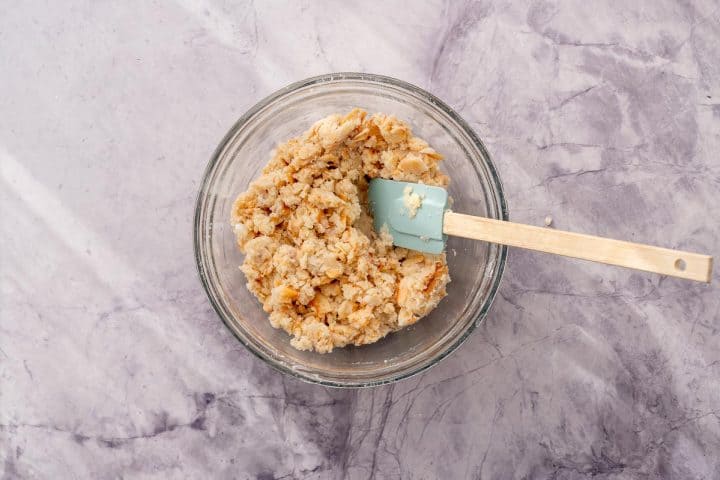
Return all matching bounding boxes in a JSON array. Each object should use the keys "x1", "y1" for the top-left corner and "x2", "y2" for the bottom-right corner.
[{"x1": 2, "y1": 1, "x2": 719, "y2": 478}]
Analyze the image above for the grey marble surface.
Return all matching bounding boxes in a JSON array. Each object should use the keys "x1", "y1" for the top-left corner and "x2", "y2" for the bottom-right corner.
[{"x1": 2, "y1": 1, "x2": 719, "y2": 478}]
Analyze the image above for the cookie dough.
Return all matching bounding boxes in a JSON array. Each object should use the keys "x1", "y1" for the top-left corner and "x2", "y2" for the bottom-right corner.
[{"x1": 231, "y1": 109, "x2": 450, "y2": 353}]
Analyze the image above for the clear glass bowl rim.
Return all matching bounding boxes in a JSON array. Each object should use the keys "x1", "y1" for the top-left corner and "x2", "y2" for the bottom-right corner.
[{"x1": 194, "y1": 72, "x2": 508, "y2": 388}]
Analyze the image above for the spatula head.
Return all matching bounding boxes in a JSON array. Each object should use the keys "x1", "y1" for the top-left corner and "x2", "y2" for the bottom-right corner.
[{"x1": 368, "y1": 178, "x2": 448, "y2": 254}]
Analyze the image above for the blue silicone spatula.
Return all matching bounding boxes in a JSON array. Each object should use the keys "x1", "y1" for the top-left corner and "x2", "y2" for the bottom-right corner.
[{"x1": 368, "y1": 178, "x2": 713, "y2": 282}]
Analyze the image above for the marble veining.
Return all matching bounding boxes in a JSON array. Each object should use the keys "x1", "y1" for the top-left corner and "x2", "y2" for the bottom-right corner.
[{"x1": 1, "y1": 1, "x2": 719, "y2": 478}]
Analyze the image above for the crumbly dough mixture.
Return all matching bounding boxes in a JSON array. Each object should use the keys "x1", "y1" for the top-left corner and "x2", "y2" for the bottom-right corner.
[
  {"x1": 402, "y1": 185, "x2": 423, "y2": 218},
  {"x1": 231, "y1": 109, "x2": 450, "y2": 353}
]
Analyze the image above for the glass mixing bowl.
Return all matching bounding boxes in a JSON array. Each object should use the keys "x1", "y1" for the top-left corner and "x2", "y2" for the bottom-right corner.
[{"x1": 194, "y1": 73, "x2": 507, "y2": 387}]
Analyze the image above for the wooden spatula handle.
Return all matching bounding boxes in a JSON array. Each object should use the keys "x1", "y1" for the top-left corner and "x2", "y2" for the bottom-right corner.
[{"x1": 443, "y1": 212, "x2": 713, "y2": 282}]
